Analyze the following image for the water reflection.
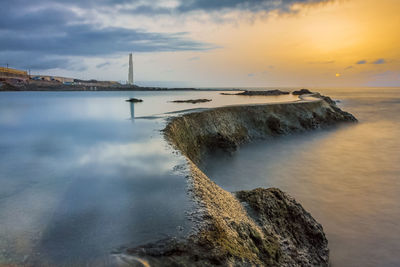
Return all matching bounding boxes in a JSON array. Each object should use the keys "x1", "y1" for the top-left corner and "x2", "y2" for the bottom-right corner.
[{"x1": 129, "y1": 102, "x2": 135, "y2": 120}]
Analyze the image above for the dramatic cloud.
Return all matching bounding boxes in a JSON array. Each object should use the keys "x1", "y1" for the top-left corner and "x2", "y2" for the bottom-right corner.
[
  {"x1": 0, "y1": 1, "x2": 212, "y2": 70},
  {"x1": 176, "y1": 0, "x2": 332, "y2": 13},
  {"x1": 125, "y1": 0, "x2": 332, "y2": 15},
  {"x1": 356, "y1": 60, "x2": 367, "y2": 64},
  {"x1": 372, "y1": 58, "x2": 386, "y2": 64},
  {"x1": 0, "y1": 0, "x2": 332, "y2": 71}
]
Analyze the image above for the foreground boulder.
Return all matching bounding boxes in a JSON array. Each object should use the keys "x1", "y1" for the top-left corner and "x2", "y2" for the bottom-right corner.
[
  {"x1": 236, "y1": 188, "x2": 329, "y2": 266},
  {"x1": 123, "y1": 164, "x2": 328, "y2": 266}
]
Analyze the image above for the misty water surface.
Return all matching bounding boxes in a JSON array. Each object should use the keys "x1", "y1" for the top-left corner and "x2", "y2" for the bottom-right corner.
[
  {"x1": 0, "y1": 90, "x2": 296, "y2": 266},
  {"x1": 203, "y1": 87, "x2": 400, "y2": 267}
]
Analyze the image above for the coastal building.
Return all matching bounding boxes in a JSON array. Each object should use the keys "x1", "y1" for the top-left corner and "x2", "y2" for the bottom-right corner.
[
  {"x1": 30, "y1": 75, "x2": 74, "y2": 84},
  {"x1": 128, "y1": 53, "x2": 134, "y2": 85},
  {"x1": 0, "y1": 67, "x2": 29, "y2": 83}
]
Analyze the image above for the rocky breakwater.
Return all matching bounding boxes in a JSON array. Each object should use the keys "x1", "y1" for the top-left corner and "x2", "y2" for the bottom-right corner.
[
  {"x1": 124, "y1": 94, "x2": 357, "y2": 266},
  {"x1": 164, "y1": 94, "x2": 356, "y2": 165}
]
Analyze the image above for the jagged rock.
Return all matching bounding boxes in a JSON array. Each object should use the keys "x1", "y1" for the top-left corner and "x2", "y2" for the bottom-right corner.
[
  {"x1": 292, "y1": 89, "x2": 313, "y2": 95},
  {"x1": 236, "y1": 188, "x2": 329, "y2": 266},
  {"x1": 164, "y1": 95, "x2": 357, "y2": 165}
]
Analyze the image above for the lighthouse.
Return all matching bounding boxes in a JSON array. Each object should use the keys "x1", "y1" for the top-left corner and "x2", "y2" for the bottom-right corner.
[{"x1": 128, "y1": 53, "x2": 134, "y2": 85}]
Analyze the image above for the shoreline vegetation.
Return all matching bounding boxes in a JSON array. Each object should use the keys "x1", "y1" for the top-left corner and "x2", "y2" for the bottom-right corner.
[{"x1": 118, "y1": 93, "x2": 357, "y2": 266}]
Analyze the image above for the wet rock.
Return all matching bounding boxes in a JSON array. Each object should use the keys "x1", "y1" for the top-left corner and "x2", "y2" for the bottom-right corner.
[
  {"x1": 126, "y1": 98, "x2": 143, "y2": 103},
  {"x1": 171, "y1": 99, "x2": 212, "y2": 104}
]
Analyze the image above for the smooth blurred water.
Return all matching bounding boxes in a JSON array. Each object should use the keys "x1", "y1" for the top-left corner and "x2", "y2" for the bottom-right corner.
[
  {"x1": 0, "y1": 91, "x2": 193, "y2": 266},
  {"x1": 0, "y1": 90, "x2": 297, "y2": 266},
  {"x1": 203, "y1": 87, "x2": 400, "y2": 267}
]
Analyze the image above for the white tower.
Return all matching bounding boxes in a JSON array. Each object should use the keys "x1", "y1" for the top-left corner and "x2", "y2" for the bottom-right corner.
[{"x1": 128, "y1": 53, "x2": 134, "y2": 85}]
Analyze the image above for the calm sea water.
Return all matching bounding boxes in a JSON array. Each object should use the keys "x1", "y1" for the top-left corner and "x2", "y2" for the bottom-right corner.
[
  {"x1": 0, "y1": 90, "x2": 295, "y2": 266},
  {"x1": 204, "y1": 87, "x2": 400, "y2": 267},
  {"x1": 1, "y1": 88, "x2": 399, "y2": 266}
]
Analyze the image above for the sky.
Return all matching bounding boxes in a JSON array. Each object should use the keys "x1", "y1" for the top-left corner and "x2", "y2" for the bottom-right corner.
[{"x1": 1, "y1": 0, "x2": 400, "y2": 87}]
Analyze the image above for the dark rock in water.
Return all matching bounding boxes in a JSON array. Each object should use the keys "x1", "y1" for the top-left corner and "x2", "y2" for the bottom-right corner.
[
  {"x1": 292, "y1": 88, "x2": 313, "y2": 95},
  {"x1": 236, "y1": 90, "x2": 290, "y2": 96},
  {"x1": 126, "y1": 98, "x2": 143, "y2": 103},
  {"x1": 171, "y1": 99, "x2": 212, "y2": 104},
  {"x1": 220, "y1": 92, "x2": 237, "y2": 95}
]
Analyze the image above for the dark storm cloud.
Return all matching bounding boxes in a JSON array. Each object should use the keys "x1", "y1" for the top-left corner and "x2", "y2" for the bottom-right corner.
[
  {"x1": 0, "y1": 51, "x2": 85, "y2": 71},
  {"x1": 0, "y1": 23, "x2": 210, "y2": 55},
  {"x1": 0, "y1": 1, "x2": 212, "y2": 70}
]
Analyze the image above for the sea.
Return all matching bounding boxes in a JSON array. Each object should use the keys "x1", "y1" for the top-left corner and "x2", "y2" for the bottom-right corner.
[{"x1": 0, "y1": 88, "x2": 399, "y2": 266}]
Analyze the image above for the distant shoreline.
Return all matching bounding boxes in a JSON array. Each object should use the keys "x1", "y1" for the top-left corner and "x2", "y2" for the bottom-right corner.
[{"x1": 0, "y1": 83, "x2": 240, "y2": 92}]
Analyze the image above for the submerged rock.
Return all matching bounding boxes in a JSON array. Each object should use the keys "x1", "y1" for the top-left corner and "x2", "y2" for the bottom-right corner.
[
  {"x1": 171, "y1": 99, "x2": 212, "y2": 104},
  {"x1": 125, "y1": 98, "x2": 143, "y2": 103}
]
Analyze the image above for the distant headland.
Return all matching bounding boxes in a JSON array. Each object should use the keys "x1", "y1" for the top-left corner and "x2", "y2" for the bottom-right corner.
[{"x1": 0, "y1": 65, "x2": 198, "y2": 91}]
